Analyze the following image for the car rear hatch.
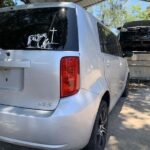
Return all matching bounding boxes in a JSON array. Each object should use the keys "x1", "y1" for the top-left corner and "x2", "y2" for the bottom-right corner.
[{"x1": 0, "y1": 5, "x2": 78, "y2": 110}]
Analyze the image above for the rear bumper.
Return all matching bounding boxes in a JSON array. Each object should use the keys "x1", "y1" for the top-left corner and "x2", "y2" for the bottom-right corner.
[{"x1": 0, "y1": 89, "x2": 100, "y2": 150}]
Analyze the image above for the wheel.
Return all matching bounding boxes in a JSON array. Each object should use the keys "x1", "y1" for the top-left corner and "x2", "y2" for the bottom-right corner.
[
  {"x1": 83, "y1": 101, "x2": 108, "y2": 150},
  {"x1": 122, "y1": 75, "x2": 129, "y2": 97}
]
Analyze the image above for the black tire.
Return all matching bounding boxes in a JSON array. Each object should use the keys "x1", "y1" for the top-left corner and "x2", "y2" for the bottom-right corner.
[
  {"x1": 122, "y1": 75, "x2": 129, "y2": 97},
  {"x1": 83, "y1": 101, "x2": 108, "y2": 150}
]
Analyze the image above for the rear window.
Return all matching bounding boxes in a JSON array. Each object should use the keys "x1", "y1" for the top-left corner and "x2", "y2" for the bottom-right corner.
[{"x1": 0, "y1": 7, "x2": 78, "y2": 51}]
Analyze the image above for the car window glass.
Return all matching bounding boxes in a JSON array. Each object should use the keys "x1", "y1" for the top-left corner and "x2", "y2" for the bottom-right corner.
[
  {"x1": 98, "y1": 23, "x2": 119, "y2": 56},
  {"x1": 116, "y1": 40, "x2": 123, "y2": 57},
  {"x1": 0, "y1": 8, "x2": 78, "y2": 51}
]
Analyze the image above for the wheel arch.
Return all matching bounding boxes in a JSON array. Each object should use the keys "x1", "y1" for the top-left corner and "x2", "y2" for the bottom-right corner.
[
  {"x1": 83, "y1": 90, "x2": 110, "y2": 150},
  {"x1": 101, "y1": 91, "x2": 110, "y2": 108}
]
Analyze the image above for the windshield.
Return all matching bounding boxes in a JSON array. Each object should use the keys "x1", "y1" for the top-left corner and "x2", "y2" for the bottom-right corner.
[{"x1": 0, "y1": 7, "x2": 78, "y2": 51}]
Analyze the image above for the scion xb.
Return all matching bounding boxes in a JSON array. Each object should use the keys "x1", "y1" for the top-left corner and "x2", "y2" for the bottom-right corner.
[{"x1": 0, "y1": 2, "x2": 129, "y2": 150}]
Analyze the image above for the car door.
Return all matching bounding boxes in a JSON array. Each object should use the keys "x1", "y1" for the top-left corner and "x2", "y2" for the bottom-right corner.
[{"x1": 97, "y1": 23, "x2": 121, "y2": 109}]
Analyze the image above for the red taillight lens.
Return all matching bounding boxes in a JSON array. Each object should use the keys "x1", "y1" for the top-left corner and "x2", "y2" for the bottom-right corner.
[{"x1": 60, "y1": 56, "x2": 80, "y2": 98}]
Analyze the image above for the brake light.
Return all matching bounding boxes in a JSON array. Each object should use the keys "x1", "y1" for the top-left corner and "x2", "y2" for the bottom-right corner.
[{"x1": 60, "y1": 56, "x2": 80, "y2": 98}]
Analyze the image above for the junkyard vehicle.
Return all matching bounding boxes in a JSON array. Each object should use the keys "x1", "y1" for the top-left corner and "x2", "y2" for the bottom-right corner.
[
  {"x1": 118, "y1": 20, "x2": 150, "y2": 81},
  {"x1": 119, "y1": 20, "x2": 150, "y2": 52},
  {"x1": 0, "y1": 2, "x2": 129, "y2": 150}
]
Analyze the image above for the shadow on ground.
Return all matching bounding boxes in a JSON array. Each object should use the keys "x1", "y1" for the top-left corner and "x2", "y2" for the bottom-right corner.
[{"x1": 106, "y1": 83, "x2": 150, "y2": 150}]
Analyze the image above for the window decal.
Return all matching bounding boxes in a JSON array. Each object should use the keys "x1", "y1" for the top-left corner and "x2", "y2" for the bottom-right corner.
[{"x1": 27, "y1": 28, "x2": 58, "y2": 49}]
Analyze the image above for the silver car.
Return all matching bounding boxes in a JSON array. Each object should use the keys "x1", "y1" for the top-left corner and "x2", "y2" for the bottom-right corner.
[{"x1": 0, "y1": 2, "x2": 129, "y2": 150}]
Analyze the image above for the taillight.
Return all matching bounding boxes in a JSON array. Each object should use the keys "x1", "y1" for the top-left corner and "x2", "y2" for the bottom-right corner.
[{"x1": 60, "y1": 56, "x2": 80, "y2": 98}]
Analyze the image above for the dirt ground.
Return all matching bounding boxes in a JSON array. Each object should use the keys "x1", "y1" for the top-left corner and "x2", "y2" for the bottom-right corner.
[
  {"x1": 0, "y1": 83, "x2": 150, "y2": 150},
  {"x1": 106, "y1": 83, "x2": 150, "y2": 150}
]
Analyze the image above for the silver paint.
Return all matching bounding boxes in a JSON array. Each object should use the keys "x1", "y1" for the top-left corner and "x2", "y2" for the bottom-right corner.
[{"x1": 0, "y1": 3, "x2": 129, "y2": 150}]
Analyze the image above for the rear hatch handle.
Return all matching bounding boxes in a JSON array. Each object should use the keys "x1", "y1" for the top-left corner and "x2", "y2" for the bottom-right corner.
[{"x1": 0, "y1": 59, "x2": 30, "y2": 68}]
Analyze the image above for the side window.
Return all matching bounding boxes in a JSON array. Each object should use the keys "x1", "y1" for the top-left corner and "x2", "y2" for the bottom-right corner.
[
  {"x1": 112, "y1": 37, "x2": 123, "y2": 57},
  {"x1": 117, "y1": 40, "x2": 123, "y2": 57},
  {"x1": 97, "y1": 23, "x2": 111, "y2": 54},
  {"x1": 97, "y1": 23, "x2": 105, "y2": 52},
  {"x1": 105, "y1": 30, "x2": 116, "y2": 55},
  {"x1": 110, "y1": 34, "x2": 120, "y2": 56},
  {"x1": 97, "y1": 22, "x2": 122, "y2": 57}
]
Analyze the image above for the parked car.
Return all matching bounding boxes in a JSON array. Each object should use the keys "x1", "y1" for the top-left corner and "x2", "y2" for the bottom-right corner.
[
  {"x1": 118, "y1": 20, "x2": 150, "y2": 52},
  {"x1": 0, "y1": 2, "x2": 129, "y2": 150}
]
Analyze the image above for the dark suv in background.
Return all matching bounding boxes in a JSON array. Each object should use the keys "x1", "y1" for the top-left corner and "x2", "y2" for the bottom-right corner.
[{"x1": 118, "y1": 20, "x2": 150, "y2": 52}]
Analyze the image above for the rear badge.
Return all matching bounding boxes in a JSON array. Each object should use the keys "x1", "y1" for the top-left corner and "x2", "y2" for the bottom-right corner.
[{"x1": 38, "y1": 102, "x2": 52, "y2": 108}]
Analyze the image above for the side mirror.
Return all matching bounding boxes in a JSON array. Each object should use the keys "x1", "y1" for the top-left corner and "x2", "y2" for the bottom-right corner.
[{"x1": 123, "y1": 51, "x2": 133, "y2": 57}]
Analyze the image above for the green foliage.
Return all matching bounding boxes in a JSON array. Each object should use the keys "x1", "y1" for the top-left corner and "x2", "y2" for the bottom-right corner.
[
  {"x1": 0, "y1": 0, "x2": 15, "y2": 8},
  {"x1": 88, "y1": 0, "x2": 150, "y2": 28},
  {"x1": 125, "y1": 4, "x2": 150, "y2": 22},
  {"x1": 88, "y1": 0, "x2": 128, "y2": 28}
]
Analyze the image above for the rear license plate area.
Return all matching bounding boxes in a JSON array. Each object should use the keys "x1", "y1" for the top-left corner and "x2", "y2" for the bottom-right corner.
[{"x1": 0, "y1": 68, "x2": 24, "y2": 91}]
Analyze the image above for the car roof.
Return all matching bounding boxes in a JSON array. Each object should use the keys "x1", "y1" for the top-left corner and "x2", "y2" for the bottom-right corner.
[{"x1": 0, "y1": 2, "x2": 76, "y2": 12}]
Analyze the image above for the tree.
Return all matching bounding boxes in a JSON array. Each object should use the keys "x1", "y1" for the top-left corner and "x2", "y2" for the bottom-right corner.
[
  {"x1": 0, "y1": 0, "x2": 31, "y2": 7},
  {"x1": 137, "y1": 6, "x2": 150, "y2": 20},
  {"x1": 93, "y1": 0, "x2": 128, "y2": 28},
  {"x1": 0, "y1": 0, "x2": 15, "y2": 7},
  {"x1": 125, "y1": 4, "x2": 150, "y2": 22},
  {"x1": 88, "y1": 0, "x2": 150, "y2": 29}
]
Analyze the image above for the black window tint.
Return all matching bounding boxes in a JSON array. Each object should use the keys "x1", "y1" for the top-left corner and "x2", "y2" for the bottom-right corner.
[
  {"x1": 116, "y1": 40, "x2": 123, "y2": 57},
  {"x1": 97, "y1": 24, "x2": 108, "y2": 53},
  {"x1": 0, "y1": 7, "x2": 78, "y2": 51},
  {"x1": 97, "y1": 23, "x2": 120, "y2": 56},
  {"x1": 109, "y1": 34, "x2": 119, "y2": 56}
]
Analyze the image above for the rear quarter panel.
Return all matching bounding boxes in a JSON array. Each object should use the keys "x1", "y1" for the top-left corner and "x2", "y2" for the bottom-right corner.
[{"x1": 76, "y1": 6, "x2": 108, "y2": 95}]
